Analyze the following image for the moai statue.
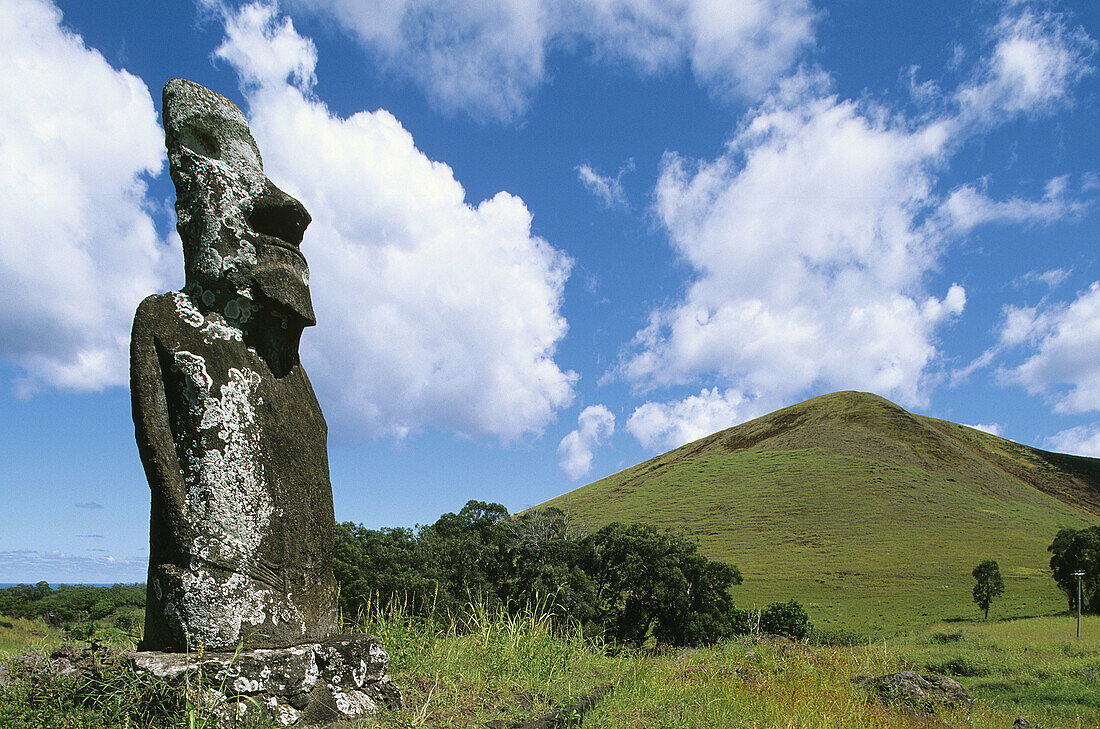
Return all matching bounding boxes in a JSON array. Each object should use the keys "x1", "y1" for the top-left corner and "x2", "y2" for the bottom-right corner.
[{"x1": 131, "y1": 79, "x2": 338, "y2": 651}]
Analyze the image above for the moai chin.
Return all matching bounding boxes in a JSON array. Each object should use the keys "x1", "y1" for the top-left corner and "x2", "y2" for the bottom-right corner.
[{"x1": 131, "y1": 79, "x2": 338, "y2": 651}]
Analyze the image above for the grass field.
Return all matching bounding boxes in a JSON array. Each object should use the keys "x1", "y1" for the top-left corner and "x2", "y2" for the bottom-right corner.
[
  {"x1": 0, "y1": 616, "x2": 63, "y2": 656},
  {"x1": 539, "y1": 392, "x2": 1100, "y2": 635},
  {"x1": 367, "y1": 608, "x2": 1100, "y2": 728},
  {"x1": 3, "y1": 607, "x2": 1097, "y2": 728},
  {"x1": 892, "y1": 615, "x2": 1100, "y2": 726}
]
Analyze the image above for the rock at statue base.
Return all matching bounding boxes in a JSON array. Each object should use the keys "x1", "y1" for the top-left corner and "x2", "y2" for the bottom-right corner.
[{"x1": 128, "y1": 634, "x2": 403, "y2": 727}]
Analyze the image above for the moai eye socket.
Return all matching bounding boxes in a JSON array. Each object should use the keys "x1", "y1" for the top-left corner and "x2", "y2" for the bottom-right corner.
[{"x1": 179, "y1": 125, "x2": 221, "y2": 159}]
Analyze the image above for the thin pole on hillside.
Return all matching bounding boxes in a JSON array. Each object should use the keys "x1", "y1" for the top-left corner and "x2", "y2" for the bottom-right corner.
[{"x1": 1074, "y1": 570, "x2": 1085, "y2": 638}]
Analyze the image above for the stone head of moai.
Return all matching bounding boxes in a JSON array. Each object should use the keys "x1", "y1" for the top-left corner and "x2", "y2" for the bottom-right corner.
[
  {"x1": 163, "y1": 77, "x2": 315, "y2": 335},
  {"x1": 132, "y1": 79, "x2": 337, "y2": 653}
]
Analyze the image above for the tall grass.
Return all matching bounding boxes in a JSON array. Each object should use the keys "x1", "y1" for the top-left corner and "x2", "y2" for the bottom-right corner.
[
  {"x1": 3, "y1": 606, "x2": 1096, "y2": 728},
  {"x1": 356, "y1": 595, "x2": 624, "y2": 728},
  {"x1": 0, "y1": 616, "x2": 63, "y2": 656}
]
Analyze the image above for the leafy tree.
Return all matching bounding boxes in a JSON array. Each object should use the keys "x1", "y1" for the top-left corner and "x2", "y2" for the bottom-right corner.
[
  {"x1": 332, "y1": 523, "x2": 431, "y2": 617},
  {"x1": 582, "y1": 522, "x2": 743, "y2": 646},
  {"x1": 971, "y1": 559, "x2": 1005, "y2": 620},
  {"x1": 332, "y1": 503, "x2": 747, "y2": 647},
  {"x1": 1048, "y1": 526, "x2": 1100, "y2": 613},
  {"x1": 760, "y1": 600, "x2": 812, "y2": 639},
  {"x1": 334, "y1": 500, "x2": 514, "y2": 619},
  {"x1": 420, "y1": 500, "x2": 512, "y2": 613},
  {"x1": 502, "y1": 509, "x2": 599, "y2": 631}
]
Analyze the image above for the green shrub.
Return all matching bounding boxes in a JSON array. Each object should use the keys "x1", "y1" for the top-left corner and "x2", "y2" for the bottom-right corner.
[
  {"x1": 760, "y1": 600, "x2": 811, "y2": 639},
  {"x1": 730, "y1": 608, "x2": 758, "y2": 635},
  {"x1": 1048, "y1": 526, "x2": 1100, "y2": 613}
]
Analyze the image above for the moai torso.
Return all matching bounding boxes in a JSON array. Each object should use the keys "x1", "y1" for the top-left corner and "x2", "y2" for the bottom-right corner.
[{"x1": 133, "y1": 79, "x2": 337, "y2": 651}]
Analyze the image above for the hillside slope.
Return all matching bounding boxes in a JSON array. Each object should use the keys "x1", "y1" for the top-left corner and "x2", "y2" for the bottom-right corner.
[{"x1": 538, "y1": 392, "x2": 1100, "y2": 634}]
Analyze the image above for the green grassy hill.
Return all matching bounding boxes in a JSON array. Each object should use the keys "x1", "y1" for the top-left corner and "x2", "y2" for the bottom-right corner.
[{"x1": 537, "y1": 391, "x2": 1100, "y2": 635}]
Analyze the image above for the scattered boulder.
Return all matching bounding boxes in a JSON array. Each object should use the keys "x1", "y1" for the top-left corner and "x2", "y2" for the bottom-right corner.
[
  {"x1": 128, "y1": 633, "x2": 402, "y2": 727},
  {"x1": 1013, "y1": 717, "x2": 1033, "y2": 728},
  {"x1": 854, "y1": 670, "x2": 974, "y2": 715},
  {"x1": 48, "y1": 644, "x2": 84, "y2": 676}
]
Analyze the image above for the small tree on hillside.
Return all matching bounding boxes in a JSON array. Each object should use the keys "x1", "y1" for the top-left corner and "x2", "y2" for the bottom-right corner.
[
  {"x1": 1048, "y1": 526, "x2": 1100, "y2": 613},
  {"x1": 972, "y1": 559, "x2": 1005, "y2": 620}
]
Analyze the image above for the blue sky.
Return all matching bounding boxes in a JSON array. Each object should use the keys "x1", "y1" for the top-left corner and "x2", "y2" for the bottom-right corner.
[{"x1": 1, "y1": 0, "x2": 1098, "y2": 583}]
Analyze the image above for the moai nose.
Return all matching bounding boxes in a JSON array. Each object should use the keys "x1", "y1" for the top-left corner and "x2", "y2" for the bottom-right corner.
[{"x1": 248, "y1": 179, "x2": 311, "y2": 246}]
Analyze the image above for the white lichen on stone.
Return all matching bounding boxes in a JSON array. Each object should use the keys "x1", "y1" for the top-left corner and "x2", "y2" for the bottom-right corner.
[
  {"x1": 173, "y1": 290, "x2": 205, "y2": 328},
  {"x1": 333, "y1": 689, "x2": 376, "y2": 716},
  {"x1": 233, "y1": 674, "x2": 263, "y2": 693},
  {"x1": 177, "y1": 143, "x2": 263, "y2": 285},
  {"x1": 303, "y1": 652, "x2": 320, "y2": 689},
  {"x1": 172, "y1": 289, "x2": 245, "y2": 342},
  {"x1": 169, "y1": 360, "x2": 277, "y2": 648},
  {"x1": 264, "y1": 696, "x2": 300, "y2": 726},
  {"x1": 172, "y1": 351, "x2": 212, "y2": 407},
  {"x1": 351, "y1": 659, "x2": 368, "y2": 688},
  {"x1": 369, "y1": 642, "x2": 388, "y2": 662},
  {"x1": 205, "y1": 318, "x2": 243, "y2": 343}
]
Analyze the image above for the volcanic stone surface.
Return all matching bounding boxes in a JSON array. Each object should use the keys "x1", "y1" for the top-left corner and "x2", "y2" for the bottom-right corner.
[
  {"x1": 132, "y1": 79, "x2": 337, "y2": 652},
  {"x1": 128, "y1": 634, "x2": 403, "y2": 727}
]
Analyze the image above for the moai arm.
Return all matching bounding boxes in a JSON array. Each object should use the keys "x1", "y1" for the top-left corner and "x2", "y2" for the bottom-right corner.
[{"x1": 130, "y1": 296, "x2": 186, "y2": 530}]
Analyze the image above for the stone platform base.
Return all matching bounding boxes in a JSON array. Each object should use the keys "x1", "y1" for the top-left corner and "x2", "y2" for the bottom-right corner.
[{"x1": 128, "y1": 634, "x2": 403, "y2": 727}]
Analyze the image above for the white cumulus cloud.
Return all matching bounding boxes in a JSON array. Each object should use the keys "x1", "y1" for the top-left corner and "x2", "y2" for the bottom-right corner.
[
  {"x1": 624, "y1": 69, "x2": 963, "y2": 408},
  {"x1": 557, "y1": 404, "x2": 615, "y2": 479},
  {"x1": 942, "y1": 176, "x2": 1087, "y2": 233},
  {"x1": 1045, "y1": 424, "x2": 1100, "y2": 458},
  {"x1": 956, "y1": 7, "x2": 1095, "y2": 125},
  {"x1": 626, "y1": 387, "x2": 750, "y2": 452},
  {"x1": 619, "y1": 3, "x2": 1092, "y2": 415},
  {"x1": 962, "y1": 422, "x2": 1004, "y2": 437},
  {"x1": 215, "y1": 2, "x2": 576, "y2": 441},
  {"x1": 1002, "y1": 282, "x2": 1100, "y2": 415},
  {"x1": 0, "y1": 0, "x2": 171, "y2": 396},
  {"x1": 284, "y1": 0, "x2": 815, "y2": 121}
]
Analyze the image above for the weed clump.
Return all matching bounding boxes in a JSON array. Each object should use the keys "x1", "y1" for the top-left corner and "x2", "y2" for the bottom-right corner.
[
  {"x1": 928, "y1": 630, "x2": 964, "y2": 644},
  {"x1": 0, "y1": 645, "x2": 196, "y2": 729}
]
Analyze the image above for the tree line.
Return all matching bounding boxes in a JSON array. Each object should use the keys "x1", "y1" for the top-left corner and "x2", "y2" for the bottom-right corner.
[
  {"x1": 5, "y1": 519, "x2": 1094, "y2": 644},
  {"x1": 0, "y1": 582, "x2": 145, "y2": 637},
  {"x1": 334, "y1": 500, "x2": 811, "y2": 645}
]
